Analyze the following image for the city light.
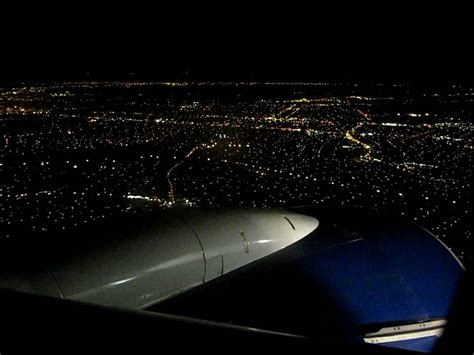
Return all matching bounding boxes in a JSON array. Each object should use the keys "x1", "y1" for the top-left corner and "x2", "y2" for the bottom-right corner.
[{"x1": 0, "y1": 81, "x2": 471, "y2": 265}]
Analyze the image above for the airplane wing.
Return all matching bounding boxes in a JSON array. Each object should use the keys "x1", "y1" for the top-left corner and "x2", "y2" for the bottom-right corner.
[{"x1": 0, "y1": 207, "x2": 465, "y2": 353}]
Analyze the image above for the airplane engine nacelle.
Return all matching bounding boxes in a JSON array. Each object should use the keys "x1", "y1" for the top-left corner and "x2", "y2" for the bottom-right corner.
[{"x1": 0, "y1": 208, "x2": 319, "y2": 309}]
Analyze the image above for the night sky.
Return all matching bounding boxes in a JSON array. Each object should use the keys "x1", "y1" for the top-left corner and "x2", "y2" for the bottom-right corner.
[{"x1": 1, "y1": 5, "x2": 472, "y2": 83}]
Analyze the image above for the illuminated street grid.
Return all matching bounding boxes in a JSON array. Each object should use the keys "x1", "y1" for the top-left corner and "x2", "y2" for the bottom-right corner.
[{"x1": 0, "y1": 82, "x2": 472, "y2": 264}]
